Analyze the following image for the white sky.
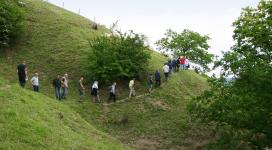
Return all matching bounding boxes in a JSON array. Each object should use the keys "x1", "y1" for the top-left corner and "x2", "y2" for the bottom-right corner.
[{"x1": 48, "y1": 0, "x2": 259, "y2": 56}]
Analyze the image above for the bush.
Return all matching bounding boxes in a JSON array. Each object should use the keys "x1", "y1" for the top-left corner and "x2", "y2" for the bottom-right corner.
[
  {"x1": 84, "y1": 30, "x2": 151, "y2": 82},
  {"x1": 188, "y1": 1, "x2": 272, "y2": 148},
  {"x1": 0, "y1": 0, "x2": 25, "y2": 48}
]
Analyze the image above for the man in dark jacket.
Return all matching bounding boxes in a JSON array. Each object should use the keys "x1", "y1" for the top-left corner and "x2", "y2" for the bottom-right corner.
[
  {"x1": 17, "y1": 61, "x2": 28, "y2": 88},
  {"x1": 52, "y1": 75, "x2": 62, "y2": 100},
  {"x1": 155, "y1": 70, "x2": 161, "y2": 88}
]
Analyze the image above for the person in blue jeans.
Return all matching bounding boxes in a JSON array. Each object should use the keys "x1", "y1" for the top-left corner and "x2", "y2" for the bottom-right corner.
[
  {"x1": 30, "y1": 73, "x2": 39, "y2": 92},
  {"x1": 147, "y1": 74, "x2": 153, "y2": 93},
  {"x1": 155, "y1": 70, "x2": 161, "y2": 87},
  {"x1": 52, "y1": 75, "x2": 62, "y2": 100}
]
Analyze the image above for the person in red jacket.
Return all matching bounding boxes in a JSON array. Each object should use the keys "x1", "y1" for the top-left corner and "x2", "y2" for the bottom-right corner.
[{"x1": 179, "y1": 56, "x2": 186, "y2": 70}]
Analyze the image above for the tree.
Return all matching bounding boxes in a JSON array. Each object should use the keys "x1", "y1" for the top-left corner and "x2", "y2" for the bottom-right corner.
[
  {"x1": 84, "y1": 30, "x2": 151, "y2": 83},
  {"x1": 156, "y1": 29, "x2": 213, "y2": 71},
  {"x1": 188, "y1": 0, "x2": 272, "y2": 148},
  {"x1": 0, "y1": 0, "x2": 25, "y2": 49}
]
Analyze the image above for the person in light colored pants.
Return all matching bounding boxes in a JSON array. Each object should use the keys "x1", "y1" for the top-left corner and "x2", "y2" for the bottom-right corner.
[{"x1": 129, "y1": 78, "x2": 136, "y2": 98}]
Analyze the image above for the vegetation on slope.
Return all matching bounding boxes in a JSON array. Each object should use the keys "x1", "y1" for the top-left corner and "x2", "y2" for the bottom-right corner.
[
  {"x1": 0, "y1": 0, "x2": 213, "y2": 149},
  {"x1": 0, "y1": 0, "x2": 166, "y2": 100},
  {"x1": 0, "y1": 0, "x2": 25, "y2": 48},
  {"x1": 0, "y1": 77, "x2": 129, "y2": 150},
  {"x1": 188, "y1": 0, "x2": 272, "y2": 148},
  {"x1": 67, "y1": 71, "x2": 213, "y2": 150}
]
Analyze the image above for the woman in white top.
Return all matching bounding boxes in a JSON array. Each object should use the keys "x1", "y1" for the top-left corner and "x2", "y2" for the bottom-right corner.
[
  {"x1": 30, "y1": 73, "x2": 39, "y2": 92},
  {"x1": 91, "y1": 81, "x2": 100, "y2": 102}
]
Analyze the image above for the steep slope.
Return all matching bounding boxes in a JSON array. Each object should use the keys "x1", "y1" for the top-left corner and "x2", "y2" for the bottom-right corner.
[
  {"x1": 0, "y1": 0, "x2": 166, "y2": 98},
  {"x1": 0, "y1": 0, "x2": 214, "y2": 149},
  {"x1": 0, "y1": 77, "x2": 129, "y2": 150},
  {"x1": 68, "y1": 71, "x2": 213, "y2": 150},
  {"x1": 1, "y1": 0, "x2": 107, "y2": 87}
]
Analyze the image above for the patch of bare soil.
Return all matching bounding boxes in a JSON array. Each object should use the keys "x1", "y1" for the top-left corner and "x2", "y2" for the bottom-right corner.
[
  {"x1": 0, "y1": 85, "x2": 11, "y2": 90},
  {"x1": 135, "y1": 138, "x2": 164, "y2": 150},
  {"x1": 150, "y1": 100, "x2": 170, "y2": 111}
]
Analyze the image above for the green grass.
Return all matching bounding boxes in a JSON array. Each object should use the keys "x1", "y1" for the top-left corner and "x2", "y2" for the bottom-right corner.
[
  {"x1": 0, "y1": 0, "x2": 167, "y2": 100},
  {"x1": 67, "y1": 71, "x2": 213, "y2": 150},
  {"x1": 0, "y1": 77, "x2": 129, "y2": 150},
  {"x1": 0, "y1": 0, "x2": 214, "y2": 149}
]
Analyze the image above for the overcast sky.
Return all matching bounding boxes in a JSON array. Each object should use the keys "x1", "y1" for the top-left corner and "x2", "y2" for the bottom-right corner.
[{"x1": 48, "y1": 0, "x2": 259, "y2": 56}]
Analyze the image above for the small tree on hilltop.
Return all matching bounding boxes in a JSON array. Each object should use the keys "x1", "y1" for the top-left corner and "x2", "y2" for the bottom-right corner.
[
  {"x1": 85, "y1": 30, "x2": 151, "y2": 83},
  {"x1": 156, "y1": 29, "x2": 213, "y2": 71}
]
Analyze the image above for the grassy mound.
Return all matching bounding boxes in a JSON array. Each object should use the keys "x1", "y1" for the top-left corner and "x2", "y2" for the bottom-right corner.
[
  {"x1": 0, "y1": 0, "x2": 166, "y2": 99},
  {"x1": 68, "y1": 71, "x2": 213, "y2": 150},
  {"x1": 0, "y1": 77, "x2": 129, "y2": 150},
  {"x1": 0, "y1": 0, "x2": 214, "y2": 149}
]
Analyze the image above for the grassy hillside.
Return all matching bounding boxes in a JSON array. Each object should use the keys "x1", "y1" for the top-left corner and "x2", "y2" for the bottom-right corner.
[
  {"x1": 0, "y1": 77, "x2": 129, "y2": 150},
  {"x1": 0, "y1": 0, "x2": 214, "y2": 149},
  {"x1": 0, "y1": 0, "x2": 167, "y2": 100},
  {"x1": 67, "y1": 71, "x2": 214, "y2": 150}
]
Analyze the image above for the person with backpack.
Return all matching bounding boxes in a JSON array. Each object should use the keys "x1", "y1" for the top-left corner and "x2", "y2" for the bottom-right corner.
[
  {"x1": 78, "y1": 76, "x2": 85, "y2": 101},
  {"x1": 147, "y1": 73, "x2": 153, "y2": 93},
  {"x1": 129, "y1": 78, "x2": 136, "y2": 98},
  {"x1": 155, "y1": 70, "x2": 161, "y2": 87},
  {"x1": 30, "y1": 73, "x2": 39, "y2": 92},
  {"x1": 17, "y1": 61, "x2": 28, "y2": 88},
  {"x1": 91, "y1": 81, "x2": 100, "y2": 102},
  {"x1": 52, "y1": 75, "x2": 62, "y2": 100},
  {"x1": 108, "y1": 82, "x2": 117, "y2": 103},
  {"x1": 163, "y1": 63, "x2": 170, "y2": 82}
]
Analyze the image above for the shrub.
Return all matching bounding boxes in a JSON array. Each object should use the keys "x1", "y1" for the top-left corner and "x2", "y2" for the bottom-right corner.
[
  {"x1": 0, "y1": 0, "x2": 25, "y2": 48},
  {"x1": 84, "y1": 30, "x2": 151, "y2": 82}
]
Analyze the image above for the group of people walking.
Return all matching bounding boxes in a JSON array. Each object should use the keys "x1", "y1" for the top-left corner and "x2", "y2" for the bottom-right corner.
[
  {"x1": 16, "y1": 56, "x2": 189, "y2": 104},
  {"x1": 147, "y1": 56, "x2": 190, "y2": 93}
]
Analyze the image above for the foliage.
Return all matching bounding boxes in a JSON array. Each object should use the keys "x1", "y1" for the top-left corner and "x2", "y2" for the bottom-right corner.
[
  {"x1": 85, "y1": 30, "x2": 151, "y2": 82},
  {"x1": 70, "y1": 71, "x2": 211, "y2": 150},
  {"x1": 0, "y1": 0, "x2": 25, "y2": 48},
  {"x1": 0, "y1": 77, "x2": 129, "y2": 150},
  {"x1": 188, "y1": 0, "x2": 272, "y2": 148},
  {"x1": 156, "y1": 29, "x2": 213, "y2": 71}
]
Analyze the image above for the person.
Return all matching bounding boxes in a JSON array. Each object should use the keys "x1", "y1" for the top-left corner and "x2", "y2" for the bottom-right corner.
[
  {"x1": 147, "y1": 74, "x2": 153, "y2": 93},
  {"x1": 17, "y1": 61, "x2": 28, "y2": 88},
  {"x1": 78, "y1": 76, "x2": 85, "y2": 101},
  {"x1": 91, "y1": 81, "x2": 100, "y2": 102},
  {"x1": 163, "y1": 63, "x2": 170, "y2": 82},
  {"x1": 61, "y1": 73, "x2": 69, "y2": 99},
  {"x1": 30, "y1": 73, "x2": 39, "y2": 92},
  {"x1": 168, "y1": 60, "x2": 173, "y2": 76},
  {"x1": 185, "y1": 57, "x2": 190, "y2": 69},
  {"x1": 155, "y1": 70, "x2": 161, "y2": 87},
  {"x1": 52, "y1": 75, "x2": 62, "y2": 100},
  {"x1": 129, "y1": 78, "x2": 136, "y2": 98},
  {"x1": 176, "y1": 57, "x2": 180, "y2": 72},
  {"x1": 108, "y1": 82, "x2": 117, "y2": 103},
  {"x1": 172, "y1": 59, "x2": 177, "y2": 73},
  {"x1": 180, "y1": 56, "x2": 186, "y2": 70}
]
